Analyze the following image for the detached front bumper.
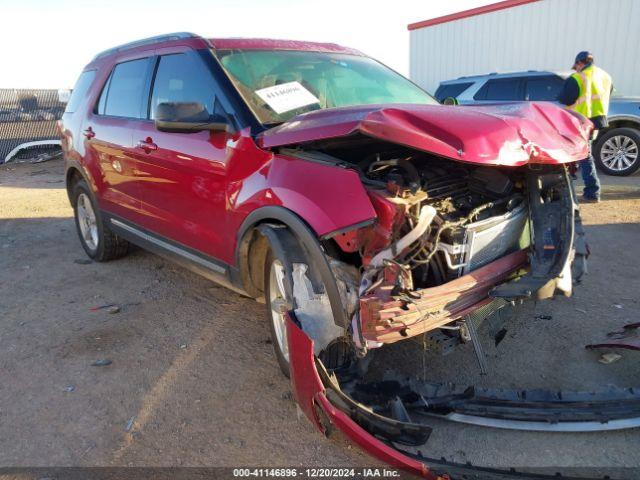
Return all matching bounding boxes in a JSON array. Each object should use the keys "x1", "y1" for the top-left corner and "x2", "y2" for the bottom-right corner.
[
  {"x1": 287, "y1": 315, "x2": 640, "y2": 480},
  {"x1": 287, "y1": 313, "x2": 437, "y2": 479}
]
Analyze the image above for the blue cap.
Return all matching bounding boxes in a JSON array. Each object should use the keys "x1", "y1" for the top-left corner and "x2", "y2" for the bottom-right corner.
[{"x1": 573, "y1": 51, "x2": 593, "y2": 68}]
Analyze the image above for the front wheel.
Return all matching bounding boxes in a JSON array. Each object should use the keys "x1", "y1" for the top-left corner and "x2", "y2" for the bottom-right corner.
[
  {"x1": 262, "y1": 233, "x2": 352, "y2": 378},
  {"x1": 594, "y1": 127, "x2": 640, "y2": 176},
  {"x1": 265, "y1": 252, "x2": 291, "y2": 377}
]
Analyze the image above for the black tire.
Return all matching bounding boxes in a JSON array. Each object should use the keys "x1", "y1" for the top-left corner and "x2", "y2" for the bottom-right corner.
[
  {"x1": 264, "y1": 251, "x2": 291, "y2": 377},
  {"x1": 594, "y1": 127, "x2": 640, "y2": 176},
  {"x1": 71, "y1": 180, "x2": 129, "y2": 261}
]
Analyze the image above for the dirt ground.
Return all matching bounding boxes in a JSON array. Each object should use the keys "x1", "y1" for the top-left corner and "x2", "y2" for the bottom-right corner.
[{"x1": 1, "y1": 158, "x2": 639, "y2": 476}]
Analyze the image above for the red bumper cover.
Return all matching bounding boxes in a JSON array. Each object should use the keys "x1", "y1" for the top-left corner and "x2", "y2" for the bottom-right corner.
[{"x1": 287, "y1": 315, "x2": 441, "y2": 479}]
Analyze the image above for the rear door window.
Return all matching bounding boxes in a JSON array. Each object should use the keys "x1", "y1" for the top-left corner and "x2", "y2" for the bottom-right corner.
[
  {"x1": 65, "y1": 70, "x2": 96, "y2": 113},
  {"x1": 474, "y1": 78, "x2": 522, "y2": 101},
  {"x1": 149, "y1": 52, "x2": 224, "y2": 119},
  {"x1": 524, "y1": 76, "x2": 564, "y2": 101},
  {"x1": 434, "y1": 82, "x2": 473, "y2": 102},
  {"x1": 99, "y1": 58, "x2": 151, "y2": 118}
]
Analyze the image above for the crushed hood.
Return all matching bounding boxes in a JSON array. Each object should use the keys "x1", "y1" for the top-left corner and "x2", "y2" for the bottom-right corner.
[{"x1": 258, "y1": 102, "x2": 593, "y2": 166}]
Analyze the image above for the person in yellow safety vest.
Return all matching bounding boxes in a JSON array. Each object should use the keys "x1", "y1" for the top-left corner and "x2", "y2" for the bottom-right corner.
[{"x1": 558, "y1": 51, "x2": 613, "y2": 203}]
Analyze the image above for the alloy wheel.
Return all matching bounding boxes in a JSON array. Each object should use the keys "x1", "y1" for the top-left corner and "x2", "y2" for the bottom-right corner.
[
  {"x1": 77, "y1": 193, "x2": 98, "y2": 251},
  {"x1": 269, "y1": 260, "x2": 289, "y2": 362},
  {"x1": 600, "y1": 135, "x2": 639, "y2": 172}
]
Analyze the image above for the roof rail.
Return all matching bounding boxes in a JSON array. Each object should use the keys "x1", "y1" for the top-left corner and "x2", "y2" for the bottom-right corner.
[
  {"x1": 456, "y1": 71, "x2": 497, "y2": 80},
  {"x1": 93, "y1": 32, "x2": 200, "y2": 60}
]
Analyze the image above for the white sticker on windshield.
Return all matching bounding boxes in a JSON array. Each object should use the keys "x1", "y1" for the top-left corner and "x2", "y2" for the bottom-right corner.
[{"x1": 255, "y1": 81, "x2": 319, "y2": 114}]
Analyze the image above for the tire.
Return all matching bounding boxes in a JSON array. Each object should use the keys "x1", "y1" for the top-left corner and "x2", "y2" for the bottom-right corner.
[
  {"x1": 71, "y1": 180, "x2": 129, "y2": 261},
  {"x1": 264, "y1": 251, "x2": 291, "y2": 377},
  {"x1": 594, "y1": 127, "x2": 640, "y2": 176}
]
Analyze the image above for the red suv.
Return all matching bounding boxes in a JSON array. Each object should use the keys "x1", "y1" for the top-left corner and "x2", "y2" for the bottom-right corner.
[{"x1": 60, "y1": 33, "x2": 606, "y2": 476}]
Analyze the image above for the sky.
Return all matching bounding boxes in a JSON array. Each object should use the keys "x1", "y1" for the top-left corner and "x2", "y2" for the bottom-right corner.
[{"x1": 0, "y1": 0, "x2": 494, "y2": 89}]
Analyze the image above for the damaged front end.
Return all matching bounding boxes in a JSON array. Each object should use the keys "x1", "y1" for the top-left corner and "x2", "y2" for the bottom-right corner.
[
  {"x1": 291, "y1": 152, "x2": 588, "y2": 362},
  {"x1": 260, "y1": 101, "x2": 592, "y2": 360},
  {"x1": 281, "y1": 154, "x2": 589, "y2": 373},
  {"x1": 258, "y1": 101, "x2": 639, "y2": 477}
]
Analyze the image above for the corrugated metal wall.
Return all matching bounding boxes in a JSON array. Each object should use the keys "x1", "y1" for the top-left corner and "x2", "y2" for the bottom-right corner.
[{"x1": 410, "y1": 0, "x2": 640, "y2": 96}]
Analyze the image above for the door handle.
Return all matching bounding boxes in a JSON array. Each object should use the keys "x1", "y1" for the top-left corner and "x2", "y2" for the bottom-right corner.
[
  {"x1": 136, "y1": 138, "x2": 157, "y2": 152},
  {"x1": 83, "y1": 127, "x2": 95, "y2": 139}
]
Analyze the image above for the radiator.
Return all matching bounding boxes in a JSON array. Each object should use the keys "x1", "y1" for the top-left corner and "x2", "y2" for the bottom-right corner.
[{"x1": 437, "y1": 202, "x2": 529, "y2": 275}]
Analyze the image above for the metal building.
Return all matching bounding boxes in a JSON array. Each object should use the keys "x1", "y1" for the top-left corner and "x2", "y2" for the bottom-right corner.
[{"x1": 409, "y1": 0, "x2": 640, "y2": 96}]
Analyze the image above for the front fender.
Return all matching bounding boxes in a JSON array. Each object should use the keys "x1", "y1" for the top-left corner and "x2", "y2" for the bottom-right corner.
[
  {"x1": 237, "y1": 206, "x2": 350, "y2": 328},
  {"x1": 232, "y1": 153, "x2": 376, "y2": 239}
]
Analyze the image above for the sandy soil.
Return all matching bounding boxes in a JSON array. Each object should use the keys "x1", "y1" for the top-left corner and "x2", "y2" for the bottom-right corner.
[{"x1": 1, "y1": 159, "x2": 639, "y2": 476}]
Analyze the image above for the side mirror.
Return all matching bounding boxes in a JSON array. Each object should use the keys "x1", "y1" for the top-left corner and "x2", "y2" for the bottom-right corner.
[
  {"x1": 154, "y1": 102, "x2": 234, "y2": 134},
  {"x1": 442, "y1": 97, "x2": 459, "y2": 106}
]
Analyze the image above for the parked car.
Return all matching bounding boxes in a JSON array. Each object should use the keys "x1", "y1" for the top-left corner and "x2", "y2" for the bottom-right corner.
[
  {"x1": 436, "y1": 71, "x2": 640, "y2": 176},
  {"x1": 62, "y1": 33, "x2": 633, "y2": 478}
]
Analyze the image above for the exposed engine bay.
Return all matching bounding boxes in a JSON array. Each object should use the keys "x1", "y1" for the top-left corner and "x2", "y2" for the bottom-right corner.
[
  {"x1": 360, "y1": 154, "x2": 529, "y2": 288},
  {"x1": 260, "y1": 102, "x2": 593, "y2": 368},
  {"x1": 268, "y1": 145, "x2": 640, "y2": 466}
]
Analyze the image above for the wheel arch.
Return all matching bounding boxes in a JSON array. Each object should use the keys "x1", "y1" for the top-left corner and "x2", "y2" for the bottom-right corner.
[
  {"x1": 235, "y1": 206, "x2": 350, "y2": 328},
  {"x1": 600, "y1": 117, "x2": 640, "y2": 136},
  {"x1": 65, "y1": 161, "x2": 93, "y2": 203}
]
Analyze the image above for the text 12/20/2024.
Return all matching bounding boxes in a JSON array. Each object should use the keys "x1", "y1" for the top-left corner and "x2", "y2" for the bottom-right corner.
[{"x1": 233, "y1": 468, "x2": 403, "y2": 478}]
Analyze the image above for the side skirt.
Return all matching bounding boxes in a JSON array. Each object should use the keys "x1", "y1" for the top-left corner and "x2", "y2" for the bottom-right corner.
[{"x1": 106, "y1": 214, "x2": 248, "y2": 296}]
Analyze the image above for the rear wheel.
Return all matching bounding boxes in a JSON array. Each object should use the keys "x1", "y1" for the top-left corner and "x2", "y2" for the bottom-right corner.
[
  {"x1": 594, "y1": 128, "x2": 640, "y2": 176},
  {"x1": 72, "y1": 180, "x2": 129, "y2": 261}
]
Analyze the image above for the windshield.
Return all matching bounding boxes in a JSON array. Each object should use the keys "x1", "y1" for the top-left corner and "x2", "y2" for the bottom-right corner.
[{"x1": 214, "y1": 49, "x2": 437, "y2": 124}]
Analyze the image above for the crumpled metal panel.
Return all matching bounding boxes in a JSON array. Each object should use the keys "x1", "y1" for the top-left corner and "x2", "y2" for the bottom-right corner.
[{"x1": 258, "y1": 102, "x2": 592, "y2": 166}]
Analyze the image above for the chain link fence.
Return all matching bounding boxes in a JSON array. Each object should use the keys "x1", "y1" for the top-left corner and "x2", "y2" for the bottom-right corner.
[{"x1": 0, "y1": 88, "x2": 69, "y2": 163}]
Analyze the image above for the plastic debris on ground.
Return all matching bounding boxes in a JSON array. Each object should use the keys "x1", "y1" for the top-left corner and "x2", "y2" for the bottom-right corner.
[
  {"x1": 91, "y1": 359, "x2": 112, "y2": 367},
  {"x1": 599, "y1": 353, "x2": 622, "y2": 364}
]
